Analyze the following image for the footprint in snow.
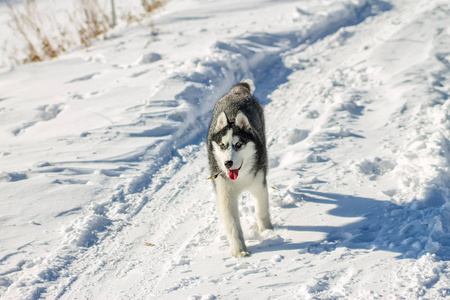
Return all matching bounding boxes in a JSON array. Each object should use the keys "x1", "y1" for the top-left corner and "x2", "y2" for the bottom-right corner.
[
  {"x1": 130, "y1": 70, "x2": 150, "y2": 78},
  {"x1": 135, "y1": 52, "x2": 162, "y2": 65},
  {"x1": 188, "y1": 294, "x2": 216, "y2": 300},
  {"x1": 129, "y1": 124, "x2": 177, "y2": 137},
  {"x1": 271, "y1": 254, "x2": 284, "y2": 263},
  {"x1": 12, "y1": 104, "x2": 64, "y2": 135},
  {"x1": 67, "y1": 72, "x2": 100, "y2": 83},
  {"x1": 288, "y1": 129, "x2": 310, "y2": 145},
  {"x1": 0, "y1": 172, "x2": 28, "y2": 182},
  {"x1": 173, "y1": 256, "x2": 191, "y2": 266}
]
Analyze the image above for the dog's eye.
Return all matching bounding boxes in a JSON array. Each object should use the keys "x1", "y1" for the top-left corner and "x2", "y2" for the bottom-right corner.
[
  {"x1": 219, "y1": 143, "x2": 227, "y2": 150},
  {"x1": 235, "y1": 142, "x2": 243, "y2": 149}
]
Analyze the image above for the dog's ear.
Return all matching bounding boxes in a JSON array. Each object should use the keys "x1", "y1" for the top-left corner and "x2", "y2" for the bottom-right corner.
[
  {"x1": 235, "y1": 111, "x2": 251, "y2": 131},
  {"x1": 215, "y1": 112, "x2": 228, "y2": 132}
]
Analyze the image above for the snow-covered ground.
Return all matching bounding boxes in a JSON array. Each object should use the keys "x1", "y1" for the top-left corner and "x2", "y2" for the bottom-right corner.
[{"x1": 1, "y1": 0, "x2": 450, "y2": 298}]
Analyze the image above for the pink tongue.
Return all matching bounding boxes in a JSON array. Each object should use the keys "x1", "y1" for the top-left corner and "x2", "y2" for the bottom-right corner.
[{"x1": 228, "y1": 169, "x2": 239, "y2": 180}]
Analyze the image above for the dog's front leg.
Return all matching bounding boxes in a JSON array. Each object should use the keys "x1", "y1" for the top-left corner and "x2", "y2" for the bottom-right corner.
[
  {"x1": 215, "y1": 180, "x2": 249, "y2": 258},
  {"x1": 249, "y1": 176, "x2": 273, "y2": 232}
]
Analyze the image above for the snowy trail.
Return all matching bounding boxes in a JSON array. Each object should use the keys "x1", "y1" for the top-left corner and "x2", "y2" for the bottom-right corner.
[
  {"x1": 57, "y1": 1, "x2": 387, "y2": 298},
  {"x1": 1, "y1": 0, "x2": 450, "y2": 299},
  {"x1": 62, "y1": 0, "x2": 449, "y2": 299}
]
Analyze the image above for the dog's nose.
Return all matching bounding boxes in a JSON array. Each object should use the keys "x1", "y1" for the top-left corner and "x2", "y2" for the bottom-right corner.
[{"x1": 224, "y1": 160, "x2": 233, "y2": 169}]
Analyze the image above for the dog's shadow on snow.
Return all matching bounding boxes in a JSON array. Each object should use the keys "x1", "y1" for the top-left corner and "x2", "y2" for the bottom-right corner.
[{"x1": 249, "y1": 190, "x2": 450, "y2": 261}]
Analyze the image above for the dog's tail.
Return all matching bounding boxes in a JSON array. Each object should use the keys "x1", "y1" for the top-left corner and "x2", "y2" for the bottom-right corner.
[{"x1": 234, "y1": 79, "x2": 255, "y2": 94}]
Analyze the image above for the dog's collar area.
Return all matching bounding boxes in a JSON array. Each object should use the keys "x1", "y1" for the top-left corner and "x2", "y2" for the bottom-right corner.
[{"x1": 207, "y1": 171, "x2": 223, "y2": 180}]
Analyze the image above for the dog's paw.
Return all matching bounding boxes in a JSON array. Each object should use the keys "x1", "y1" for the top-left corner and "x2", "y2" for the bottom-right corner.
[
  {"x1": 233, "y1": 250, "x2": 250, "y2": 258},
  {"x1": 259, "y1": 222, "x2": 274, "y2": 232}
]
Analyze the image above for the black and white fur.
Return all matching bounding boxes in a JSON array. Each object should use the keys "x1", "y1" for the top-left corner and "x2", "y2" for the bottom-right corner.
[{"x1": 207, "y1": 79, "x2": 273, "y2": 258}]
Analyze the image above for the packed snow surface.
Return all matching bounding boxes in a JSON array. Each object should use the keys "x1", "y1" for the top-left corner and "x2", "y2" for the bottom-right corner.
[{"x1": 1, "y1": 0, "x2": 450, "y2": 299}]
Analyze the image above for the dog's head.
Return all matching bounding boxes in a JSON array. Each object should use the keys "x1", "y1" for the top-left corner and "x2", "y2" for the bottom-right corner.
[{"x1": 211, "y1": 111, "x2": 256, "y2": 181}]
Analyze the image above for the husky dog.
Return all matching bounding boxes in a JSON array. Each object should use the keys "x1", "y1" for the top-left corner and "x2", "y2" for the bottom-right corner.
[{"x1": 207, "y1": 79, "x2": 273, "y2": 258}]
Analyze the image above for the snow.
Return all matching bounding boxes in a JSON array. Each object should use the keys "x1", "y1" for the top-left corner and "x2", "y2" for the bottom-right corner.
[{"x1": 1, "y1": 0, "x2": 450, "y2": 299}]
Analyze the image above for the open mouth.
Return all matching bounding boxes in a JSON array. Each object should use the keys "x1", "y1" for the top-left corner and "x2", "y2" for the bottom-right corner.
[{"x1": 227, "y1": 160, "x2": 243, "y2": 181}]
